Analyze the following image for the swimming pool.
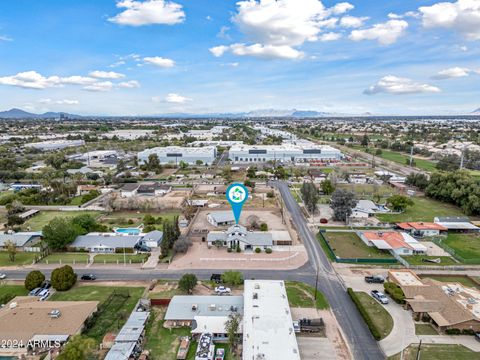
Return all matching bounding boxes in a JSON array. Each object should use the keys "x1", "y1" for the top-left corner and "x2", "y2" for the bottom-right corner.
[{"x1": 114, "y1": 227, "x2": 142, "y2": 235}]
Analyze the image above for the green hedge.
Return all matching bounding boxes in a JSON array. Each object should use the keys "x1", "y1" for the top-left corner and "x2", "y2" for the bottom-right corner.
[
  {"x1": 383, "y1": 282, "x2": 405, "y2": 304},
  {"x1": 347, "y1": 288, "x2": 381, "y2": 340}
]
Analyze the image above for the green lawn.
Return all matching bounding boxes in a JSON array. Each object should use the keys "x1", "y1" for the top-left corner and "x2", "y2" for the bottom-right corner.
[
  {"x1": 0, "y1": 251, "x2": 37, "y2": 266},
  {"x1": 50, "y1": 285, "x2": 145, "y2": 343},
  {"x1": 376, "y1": 197, "x2": 467, "y2": 223},
  {"x1": 23, "y1": 210, "x2": 102, "y2": 231},
  {"x1": 415, "y1": 323, "x2": 438, "y2": 335},
  {"x1": 0, "y1": 284, "x2": 28, "y2": 304},
  {"x1": 354, "y1": 292, "x2": 393, "y2": 340},
  {"x1": 285, "y1": 281, "x2": 329, "y2": 309},
  {"x1": 443, "y1": 233, "x2": 480, "y2": 264},
  {"x1": 323, "y1": 231, "x2": 394, "y2": 259},
  {"x1": 93, "y1": 253, "x2": 149, "y2": 264},
  {"x1": 39, "y1": 252, "x2": 90, "y2": 264},
  {"x1": 401, "y1": 255, "x2": 457, "y2": 266},
  {"x1": 388, "y1": 344, "x2": 476, "y2": 360},
  {"x1": 98, "y1": 211, "x2": 180, "y2": 228},
  {"x1": 419, "y1": 275, "x2": 480, "y2": 290}
]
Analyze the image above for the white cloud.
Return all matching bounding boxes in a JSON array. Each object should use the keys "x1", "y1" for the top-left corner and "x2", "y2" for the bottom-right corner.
[
  {"x1": 433, "y1": 66, "x2": 471, "y2": 79},
  {"x1": 153, "y1": 93, "x2": 191, "y2": 103},
  {"x1": 143, "y1": 56, "x2": 175, "y2": 67},
  {"x1": 108, "y1": 0, "x2": 185, "y2": 26},
  {"x1": 329, "y1": 2, "x2": 354, "y2": 15},
  {"x1": 118, "y1": 80, "x2": 141, "y2": 88},
  {"x1": 0, "y1": 71, "x2": 96, "y2": 89},
  {"x1": 217, "y1": 26, "x2": 231, "y2": 39},
  {"x1": 110, "y1": 60, "x2": 126, "y2": 68},
  {"x1": 39, "y1": 98, "x2": 79, "y2": 105},
  {"x1": 340, "y1": 15, "x2": 369, "y2": 28},
  {"x1": 0, "y1": 35, "x2": 13, "y2": 42},
  {"x1": 364, "y1": 75, "x2": 441, "y2": 95},
  {"x1": 83, "y1": 81, "x2": 114, "y2": 92},
  {"x1": 206, "y1": 15, "x2": 212, "y2": 21},
  {"x1": 211, "y1": 0, "x2": 350, "y2": 60},
  {"x1": 419, "y1": 0, "x2": 480, "y2": 40},
  {"x1": 210, "y1": 43, "x2": 304, "y2": 60},
  {"x1": 89, "y1": 70, "x2": 125, "y2": 79},
  {"x1": 349, "y1": 19, "x2": 408, "y2": 45},
  {"x1": 319, "y1": 32, "x2": 342, "y2": 41}
]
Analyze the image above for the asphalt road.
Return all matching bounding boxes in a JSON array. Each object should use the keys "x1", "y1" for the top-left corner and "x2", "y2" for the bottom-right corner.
[
  {"x1": 1, "y1": 180, "x2": 386, "y2": 359},
  {"x1": 271, "y1": 180, "x2": 385, "y2": 360}
]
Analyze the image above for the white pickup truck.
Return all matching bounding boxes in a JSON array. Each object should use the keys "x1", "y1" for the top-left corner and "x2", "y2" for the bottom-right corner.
[{"x1": 214, "y1": 286, "x2": 231, "y2": 295}]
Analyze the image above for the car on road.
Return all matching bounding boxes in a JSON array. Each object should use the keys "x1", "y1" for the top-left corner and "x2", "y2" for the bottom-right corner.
[
  {"x1": 475, "y1": 332, "x2": 480, "y2": 342},
  {"x1": 81, "y1": 274, "x2": 96, "y2": 281},
  {"x1": 0, "y1": 273, "x2": 6, "y2": 280},
  {"x1": 371, "y1": 290, "x2": 389, "y2": 304},
  {"x1": 365, "y1": 275, "x2": 385, "y2": 284},
  {"x1": 214, "y1": 286, "x2": 231, "y2": 295}
]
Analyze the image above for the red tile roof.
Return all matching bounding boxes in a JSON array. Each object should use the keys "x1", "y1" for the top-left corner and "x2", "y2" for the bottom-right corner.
[{"x1": 397, "y1": 222, "x2": 447, "y2": 231}]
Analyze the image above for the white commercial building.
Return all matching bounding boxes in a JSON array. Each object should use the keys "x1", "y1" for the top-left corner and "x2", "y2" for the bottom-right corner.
[
  {"x1": 242, "y1": 280, "x2": 300, "y2": 360},
  {"x1": 229, "y1": 144, "x2": 342, "y2": 163},
  {"x1": 254, "y1": 126, "x2": 297, "y2": 140},
  {"x1": 138, "y1": 146, "x2": 216, "y2": 165},
  {"x1": 24, "y1": 139, "x2": 85, "y2": 151},
  {"x1": 102, "y1": 129, "x2": 154, "y2": 140}
]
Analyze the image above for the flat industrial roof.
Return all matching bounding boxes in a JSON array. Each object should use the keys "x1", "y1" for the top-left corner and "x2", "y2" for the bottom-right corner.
[
  {"x1": 388, "y1": 269, "x2": 425, "y2": 287},
  {"x1": 165, "y1": 295, "x2": 244, "y2": 321},
  {"x1": 242, "y1": 280, "x2": 300, "y2": 360}
]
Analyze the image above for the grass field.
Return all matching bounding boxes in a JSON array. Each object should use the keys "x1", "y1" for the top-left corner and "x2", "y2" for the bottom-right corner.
[
  {"x1": 388, "y1": 344, "x2": 476, "y2": 360},
  {"x1": 323, "y1": 231, "x2": 394, "y2": 259},
  {"x1": 444, "y1": 233, "x2": 480, "y2": 264},
  {"x1": 415, "y1": 323, "x2": 439, "y2": 335},
  {"x1": 354, "y1": 292, "x2": 393, "y2": 340},
  {"x1": 285, "y1": 281, "x2": 329, "y2": 309},
  {"x1": 0, "y1": 284, "x2": 28, "y2": 303},
  {"x1": 39, "y1": 252, "x2": 90, "y2": 264},
  {"x1": 419, "y1": 275, "x2": 480, "y2": 289},
  {"x1": 51, "y1": 285, "x2": 145, "y2": 343},
  {"x1": 23, "y1": 210, "x2": 102, "y2": 231},
  {"x1": 93, "y1": 253, "x2": 149, "y2": 264},
  {"x1": 401, "y1": 255, "x2": 457, "y2": 266},
  {"x1": 376, "y1": 197, "x2": 467, "y2": 223},
  {"x1": 98, "y1": 211, "x2": 180, "y2": 228},
  {"x1": 0, "y1": 251, "x2": 37, "y2": 266}
]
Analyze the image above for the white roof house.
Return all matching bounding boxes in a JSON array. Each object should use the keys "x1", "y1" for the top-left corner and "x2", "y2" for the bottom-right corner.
[
  {"x1": 242, "y1": 280, "x2": 300, "y2": 360},
  {"x1": 434, "y1": 216, "x2": 480, "y2": 231}
]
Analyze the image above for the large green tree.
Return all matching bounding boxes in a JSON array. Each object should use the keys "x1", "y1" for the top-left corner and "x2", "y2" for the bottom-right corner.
[
  {"x1": 330, "y1": 189, "x2": 357, "y2": 222},
  {"x1": 387, "y1": 195, "x2": 414, "y2": 212},
  {"x1": 179, "y1": 273, "x2": 197, "y2": 294},
  {"x1": 51, "y1": 265, "x2": 77, "y2": 291},
  {"x1": 25, "y1": 270, "x2": 45, "y2": 291},
  {"x1": 42, "y1": 217, "x2": 84, "y2": 250}
]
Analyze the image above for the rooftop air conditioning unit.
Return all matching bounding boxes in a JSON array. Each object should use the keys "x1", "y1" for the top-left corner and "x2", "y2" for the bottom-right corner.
[{"x1": 192, "y1": 304, "x2": 197, "y2": 311}]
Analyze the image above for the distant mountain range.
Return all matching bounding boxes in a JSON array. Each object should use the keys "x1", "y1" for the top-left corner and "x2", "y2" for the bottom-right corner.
[
  {"x1": 0, "y1": 108, "x2": 81, "y2": 119},
  {"x1": 472, "y1": 108, "x2": 480, "y2": 115}
]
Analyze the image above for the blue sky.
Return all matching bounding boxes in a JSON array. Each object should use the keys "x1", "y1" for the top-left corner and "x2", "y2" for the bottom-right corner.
[{"x1": 0, "y1": 0, "x2": 479, "y2": 116}]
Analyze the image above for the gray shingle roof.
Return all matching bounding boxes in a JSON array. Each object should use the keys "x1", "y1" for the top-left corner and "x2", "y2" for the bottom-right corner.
[
  {"x1": 0, "y1": 232, "x2": 41, "y2": 247},
  {"x1": 72, "y1": 234, "x2": 141, "y2": 249},
  {"x1": 207, "y1": 225, "x2": 273, "y2": 246},
  {"x1": 208, "y1": 211, "x2": 235, "y2": 223},
  {"x1": 142, "y1": 230, "x2": 163, "y2": 244}
]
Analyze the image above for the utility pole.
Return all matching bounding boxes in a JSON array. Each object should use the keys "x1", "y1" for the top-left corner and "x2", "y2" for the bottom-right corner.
[
  {"x1": 314, "y1": 265, "x2": 320, "y2": 300},
  {"x1": 415, "y1": 340, "x2": 422, "y2": 360},
  {"x1": 409, "y1": 146, "x2": 414, "y2": 167},
  {"x1": 460, "y1": 145, "x2": 466, "y2": 170}
]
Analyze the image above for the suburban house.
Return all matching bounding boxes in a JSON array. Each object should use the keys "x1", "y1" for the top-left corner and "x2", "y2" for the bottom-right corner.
[
  {"x1": 186, "y1": 199, "x2": 209, "y2": 208},
  {"x1": 207, "y1": 224, "x2": 273, "y2": 251},
  {"x1": 348, "y1": 172, "x2": 368, "y2": 184},
  {"x1": 358, "y1": 230, "x2": 427, "y2": 256},
  {"x1": 76, "y1": 185, "x2": 99, "y2": 196},
  {"x1": 350, "y1": 200, "x2": 390, "y2": 219},
  {"x1": 309, "y1": 169, "x2": 327, "y2": 183},
  {"x1": 0, "y1": 296, "x2": 98, "y2": 355},
  {"x1": 433, "y1": 216, "x2": 480, "y2": 233},
  {"x1": 388, "y1": 270, "x2": 480, "y2": 332},
  {"x1": 207, "y1": 211, "x2": 236, "y2": 227},
  {"x1": 0, "y1": 231, "x2": 42, "y2": 250},
  {"x1": 120, "y1": 183, "x2": 172, "y2": 198},
  {"x1": 141, "y1": 230, "x2": 164, "y2": 248},
  {"x1": 71, "y1": 233, "x2": 142, "y2": 253},
  {"x1": 164, "y1": 295, "x2": 244, "y2": 340},
  {"x1": 396, "y1": 222, "x2": 448, "y2": 237}
]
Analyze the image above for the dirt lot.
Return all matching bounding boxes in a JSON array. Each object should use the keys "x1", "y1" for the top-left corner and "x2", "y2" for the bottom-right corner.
[
  {"x1": 292, "y1": 308, "x2": 352, "y2": 360},
  {"x1": 168, "y1": 242, "x2": 308, "y2": 270},
  {"x1": 109, "y1": 190, "x2": 188, "y2": 210},
  {"x1": 191, "y1": 209, "x2": 288, "y2": 232}
]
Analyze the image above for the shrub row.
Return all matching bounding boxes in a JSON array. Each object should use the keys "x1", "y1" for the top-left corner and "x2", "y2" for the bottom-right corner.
[
  {"x1": 445, "y1": 328, "x2": 476, "y2": 335},
  {"x1": 347, "y1": 288, "x2": 381, "y2": 341},
  {"x1": 383, "y1": 282, "x2": 405, "y2": 304}
]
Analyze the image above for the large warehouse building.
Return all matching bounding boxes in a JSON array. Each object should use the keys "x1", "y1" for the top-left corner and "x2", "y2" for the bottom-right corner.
[
  {"x1": 24, "y1": 139, "x2": 85, "y2": 151},
  {"x1": 229, "y1": 143, "x2": 343, "y2": 163},
  {"x1": 137, "y1": 146, "x2": 217, "y2": 165}
]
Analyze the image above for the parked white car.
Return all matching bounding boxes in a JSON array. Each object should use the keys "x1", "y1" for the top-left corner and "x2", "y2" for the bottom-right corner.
[{"x1": 215, "y1": 286, "x2": 231, "y2": 295}]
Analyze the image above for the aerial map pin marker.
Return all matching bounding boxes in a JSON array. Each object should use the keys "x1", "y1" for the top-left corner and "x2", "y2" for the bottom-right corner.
[{"x1": 226, "y1": 183, "x2": 249, "y2": 224}]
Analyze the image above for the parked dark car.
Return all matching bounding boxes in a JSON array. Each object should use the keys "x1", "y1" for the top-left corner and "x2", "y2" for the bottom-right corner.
[
  {"x1": 81, "y1": 274, "x2": 97, "y2": 281},
  {"x1": 135, "y1": 243, "x2": 151, "y2": 252},
  {"x1": 41, "y1": 280, "x2": 51, "y2": 289},
  {"x1": 365, "y1": 275, "x2": 385, "y2": 284},
  {"x1": 210, "y1": 273, "x2": 222, "y2": 283},
  {"x1": 475, "y1": 332, "x2": 480, "y2": 342}
]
